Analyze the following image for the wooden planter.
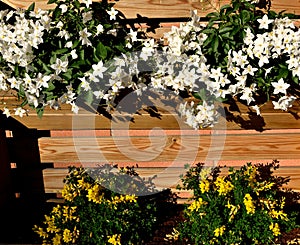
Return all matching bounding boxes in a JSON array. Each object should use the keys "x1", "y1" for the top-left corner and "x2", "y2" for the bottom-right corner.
[{"x1": 0, "y1": 0, "x2": 300, "y2": 210}]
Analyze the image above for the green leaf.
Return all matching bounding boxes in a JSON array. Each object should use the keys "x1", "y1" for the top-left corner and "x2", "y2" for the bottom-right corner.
[
  {"x1": 18, "y1": 84, "x2": 25, "y2": 98},
  {"x1": 52, "y1": 7, "x2": 62, "y2": 19},
  {"x1": 70, "y1": 60, "x2": 87, "y2": 69},
  {"x1": 85, "y1": 90, "x2": 94, "y2": 105},
  {"x1": 27, "y1": 3, "x2": 35, "y2": 11},
  {"x1": 47, "y1": 0, "x2": 57, "y2": 4},
  {"x1": 53, "y1": 48, "x2": 69, "y2": 55},
  {"x1": 96, "y1": 42, "x2": 108, "y2": 60},
  {"x1": 219, "y1": 26, "x2": 233, "y2": 34},
  {"x1": 206, "y1": 12, "x2": 219, "y2": 18},
  {"x1": 36, "y1": 107, "x2": 44, "y2": 118},
  {"x1": 61, "y1": 69, "x2": 73, "y2": 80},
  {"x1": 202, "y1": 28, "x2": 216, "y2": 35},
  {"x1": 212, "y1": 36, "x2": 219, "y2": 53},
  {"x1": 220, "y1": 4, "x2": 231, "y2": 11},
  {"x1": 277, "y1": 68, "x2": 289, "y2": 80},
  {"x1": 292, "y1": 76, "x2": 299, "y2": 84}
]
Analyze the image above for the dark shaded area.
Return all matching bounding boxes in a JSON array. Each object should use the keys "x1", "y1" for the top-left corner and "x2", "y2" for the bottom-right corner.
[{"x1": 0, "y1": 113, "x2": 50, "y2": 244}]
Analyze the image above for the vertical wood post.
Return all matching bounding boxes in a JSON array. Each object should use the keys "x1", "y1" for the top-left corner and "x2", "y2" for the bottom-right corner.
[{"x1": 0, "y1": 129, "x2": 13, "y2": 209}]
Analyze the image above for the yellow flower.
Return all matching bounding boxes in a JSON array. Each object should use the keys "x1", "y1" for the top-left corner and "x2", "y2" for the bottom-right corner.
[
  {"x1": 87, "y1": 184, "x2": 104, "y2": 204},
  {"x1": 125, "y1": 194, "x2": 137, "y2": 203},
  {"x1": 199, "y1": 179, "x2": 210, "y2": 193},
  {"x1": 33, "y1": 225, "x2": 49, "y2": 239},
  {"x1": 77, "y1": 177, "x2": 92, "y2": 191},
  {"x1": 269, "y1": 209, "x2": 288, "y2": 220},
  {"x1": 44, "y1": 215, "x2": 60, "y2": 233},
  {"x1": 245, "y1": 165, "x2": 257, "y2": 185},
  {"x1": 62, "y1": 184, "x2": 79, "y2": 202},
  {"x1": 269, "y1": 223, "x2": 281, "y2": 236},
  {"x1": 165, "y1": 228, "x2": 179, "y2": 241},
  {"x1": 225, "y1": 201, "x2": 239, "y2": 222},
  {"x1": 214, "y1": 225, "x2": 226, "y2": 237},
  {"x1": 52, "y1": 233, "x2": 62, "y2": 245},
  {"x1": 199, "y1": 167, "x2": 213, "y2": 179},
  {"x1": 108, "y1": 234, "x2": 121, "y2": 245},
  {"x1": 255, "y1": 181, "x2": 275, "y2": 194},
  {"x1": 188, "y1": 197, "x2": 207, "y2": 212},
  {"x1": 63, "y1": 229, "x2": 72, "y2": 243},
  {"x1": 215, "y1": 177, "x2": 234, "y2": 196},
  {"x1": 243, "y1": 193, "x2": 255, "y2": 214}
]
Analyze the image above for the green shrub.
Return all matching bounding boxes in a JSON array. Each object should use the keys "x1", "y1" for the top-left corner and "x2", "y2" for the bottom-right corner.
[
  {"x1": 172, "y1": 160, "x2": 300, "y2": 244},
  {"x1": 34, "y1": 164, "x2": 175, "y2": 245}
]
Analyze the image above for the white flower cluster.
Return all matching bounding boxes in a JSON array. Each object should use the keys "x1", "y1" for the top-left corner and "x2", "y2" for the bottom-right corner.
[
  {"x1": 227, "y1": 15, "x2": 300, "y2": 112},
  {"x1": 76, "y1": 13, "x2": 219, "y2": 129},
  {"x1": 0, "y1": 2, "x2": 133, "y2": 118},
  {"x1": 0, "y1": 1, "x2": 299, "y2": 130}
]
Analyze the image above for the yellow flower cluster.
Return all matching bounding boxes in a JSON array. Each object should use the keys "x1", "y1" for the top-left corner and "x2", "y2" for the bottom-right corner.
[
  {"x1": 165, "y1": 228, "x2": 180, "y2": 241},
  {"x1": 33, "y1": 204, "x2": 80, "y2": 245},
  {"x1": 188, "y1": 197, "x2": 207, "y2": 212},
  {"x1": 260, "y1": 198, "x2": 288, "y2": 221},
  {"x1": 214, "y1": 176, "x2": 234, "y2": 196},
  {"x1": 225, "y1": 201, "x2": 239, "y2": 222},
  {"x1": 107, "y1": 234, "x2": 121, "y2": 245},
  {"x1": 110, "y1": 194, "x2": 137, "y2": 205},
  {"x1": 214, "y1": 225, "x2": 226, "y2": 237},
  {"x1": 87, "y1": 184, "x2": 105, "y2": 204},
  {"x1": 255, "y1": 181, "x2": 275, "y2": 194},
  {"x1": 269, "y1": 222, "x2": 281, "y2": 236},
  {"x1": 199, "y1": 179, "x2": 210, "y2": 193},
  {"x1": 243, "y1": 193, "x2": 255, "y2": 214},
  {"x1": 244, "y1": 164, "x2": 257, "y2": 186}
]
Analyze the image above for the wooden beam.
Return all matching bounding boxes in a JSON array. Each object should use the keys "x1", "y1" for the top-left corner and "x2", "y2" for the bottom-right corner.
[
  {"x1": 2, "y1": 0, "x2": 300, "y2": 18},
  {"x1": 39, "y1": 132, "x2": 300, "y2": 163}
]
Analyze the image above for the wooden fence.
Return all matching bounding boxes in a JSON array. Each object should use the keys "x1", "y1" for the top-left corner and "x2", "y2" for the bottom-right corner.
[{"x1": 1, "y1": 0, "x2": 300, "y2": 241}]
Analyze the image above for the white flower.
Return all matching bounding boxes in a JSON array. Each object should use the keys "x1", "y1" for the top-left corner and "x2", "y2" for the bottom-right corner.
[
  {"x1": 251, "y1": 105, "x2": 261, "y2": 116},
  {"x1": 70, "y1": 102, "x2": 79, "y2": 113},
  {"x1": 92, "y1": 61, "x2": 107, "y2": 79},
  {"x1": 65, "y1": 41, "x2": 73, "y2": 48},
  {"x1": 2, "y1": 107, "x2": 10, "y2": 118},
  {"x1": 79, "y1": 28, "x2": 92, "y2": 46},
  {"x1": 96, "y1": 24, "x2": 104, "y2": 35},
  {"x1": 36, "y1": 73, "x2": 50, "y2": 88},
  {"x1": 82, "y1": 11, "x2": 93, "y2": 24},
  {"x1": 107, "y1": 7, "x2": 118, "y2": 21},
  {"x1": 82, "y1": 0, "x2": 92, "y2": 8},
  {"x1": 271, "y1": 78, "x2": 290, "y2": 95},
  {"x1": 78, "y1": 77, "x2": 91, "y2": 91},
  {"x1": 71, "y1": 49, "x2": 78, "y2": 59},
  {"x1": 257, "y1": 15, "x2": 274, "y2": 29},
  {"x1": 14, "y1": 107, "x2": 26, "y2": 117},
  {"x1": 59, "y1": 4, "x2": 68, "y2": 14},
  {"x1": 272, "y1": 95, "x2": 296, "y2": 111},
  {"x1": 51, "y1": 58, "x2": 68, "y2": 75},
  {"x1": 240, "y1": 87, "x2": 255, "y2": 105}
]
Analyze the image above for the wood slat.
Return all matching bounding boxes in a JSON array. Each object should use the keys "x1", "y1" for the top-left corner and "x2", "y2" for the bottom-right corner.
[
  {"x1": 39, "y1": 132, "x2": 300, "y2": 163},
  {"x1": 2, "y1": 0, "x2": 300, "y2": 18},
  {"x1": 3, "y1": 100, "x2": 300, "y2": 130},
  {"x1": 42, "y1": 166, "x2": 300, "y2": 193}
]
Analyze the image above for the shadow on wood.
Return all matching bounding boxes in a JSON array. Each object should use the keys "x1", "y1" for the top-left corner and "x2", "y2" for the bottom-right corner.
[{"x1": 0, "y1": 112, "x2": 49, "y2": 243}]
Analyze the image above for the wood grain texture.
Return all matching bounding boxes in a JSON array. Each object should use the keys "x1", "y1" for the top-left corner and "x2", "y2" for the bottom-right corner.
[
  {"x1": 42, "y1": 166, "x2": 300, "y2": 193},
  {"x1": 2, "y1": 0, "x2": 300, "y2": 18},
  {"x1": 3, "y1": 98, "x2": 300, "y2": 130},
  {"x1": 39, "y1": 132, "x2": 300, "y2": 163}
]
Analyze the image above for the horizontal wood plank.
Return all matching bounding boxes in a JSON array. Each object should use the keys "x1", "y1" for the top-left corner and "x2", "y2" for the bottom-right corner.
[
  {"x1": 42, "y1": 166, "x2": 300, "y2": 193},
  {"x1": 39, "y1": 132, "x2": 300, "y2": 164},
  {"x1": 2, "y1": 0, "x2": 300, "y2": 18},
  {"x1": 3, "y1": 98, "x2": 300, "y2": 130}
]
